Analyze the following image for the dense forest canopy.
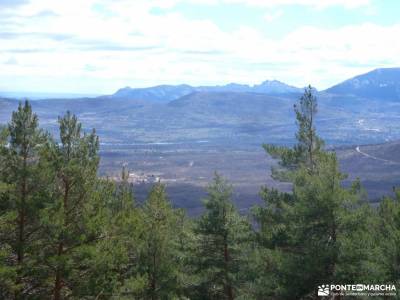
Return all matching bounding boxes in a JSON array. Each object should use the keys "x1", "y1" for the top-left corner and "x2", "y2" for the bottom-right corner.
[{"x1": 1, "y1": 89, "x2": 399, "y2": 299}]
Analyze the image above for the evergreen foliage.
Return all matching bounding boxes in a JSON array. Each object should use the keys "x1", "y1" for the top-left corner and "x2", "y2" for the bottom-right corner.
[
  {"x1": 263, "y1": 85, "x2": 323, "y2": 179},
  {"x1": 0, "y1": 101, "x2": 48, "y2": 299},
  {"x1": 191, "y1": 174, "x2": 251, "y2": 299},
  {"x1": 253, "y1": 88, "x2": 395, "y2": 299}
]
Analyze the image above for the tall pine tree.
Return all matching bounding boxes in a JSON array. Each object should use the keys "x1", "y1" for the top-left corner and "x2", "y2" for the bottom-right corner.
[
  {"x1": 254, "y1": 88, "x2": 378, "y2": 299},
  {"x1": 192, "y1": 174, "x2": 251, "y2": 300},
  {"x1": 264, "y1": 85, "x2": 323, "y2": 179},
  {"x1": 0, "y1": 101, "x2": 48, "y2": 299},
  {"x1": 38, "y1": 112, "x2": 102, "y2": 299},
  {"x1": 119, "y1": 183, "x2": 182, "y2": 299}
]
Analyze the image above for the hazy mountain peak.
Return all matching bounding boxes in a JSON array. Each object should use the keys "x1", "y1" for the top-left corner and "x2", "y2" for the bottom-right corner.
[
  {"x1": 115, "y1": 86, "x2": 132, "y2": 93},
  {"x1": 111, "y1": 84, "x2": 196, "y2": 102},
  {"x1": 253, "y1": 79, "x2": 302, "y2": 94},
  {"x1": 225, "y1": 83, "x2": 250, "y2": 89},
  {"x1": 325, "y1": 67, "x2": 400, "y2": 100},
  {"x1": 259, "y1": 79, "x2": 284, "y2": 85}
]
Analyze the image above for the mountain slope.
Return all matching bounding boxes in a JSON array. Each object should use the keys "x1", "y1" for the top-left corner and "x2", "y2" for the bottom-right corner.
[
  {"x1": 107, "y1": 80, "x2": 302, "y2": 102},
  {"x1": 325, "y1": 68, "x2": 400, "y2": 101},
  {"x1": 111, "y1": 84, "x2": 195, "y2": 102},
  {"x1": 252, "y1": 80, "x2": 302, "y2": 94}
]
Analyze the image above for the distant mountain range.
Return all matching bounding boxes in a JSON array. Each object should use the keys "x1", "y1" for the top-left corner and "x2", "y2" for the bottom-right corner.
[
  {"x1": 105, "y1": 68, "x2": 400, "y2": 103},
  {"x1": 1, "y1": 68, "x2": 400, "y2": 103},
  {"x1": 109, "y1": 80, "x2": 303, "y2": 103},
  {"x1": 1, "y1": 67, "x2": 400, "y2": 148}
]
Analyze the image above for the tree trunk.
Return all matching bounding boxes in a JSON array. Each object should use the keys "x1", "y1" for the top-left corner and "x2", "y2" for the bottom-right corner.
[
  {"x1": 151, "y1": 251, "x2": 156, "y2": 300},
  {"x1": 15, "y1": 154, "x2": 28, "y2": 300},
  {"x1": 223, "y1": 241, "x2": 234, "y2": 300},
  {"x1": 309, "y1": 106, "x2": 314, "y2": 171},
  {"x1": 53, "y1": 242, "x2": 63, "y2": 300},
  {"x1": 17, "y1": 153, "x2": 28, "y2": 263},
  {"x1": 17, "y1": 200, "x2": 25, "y2": 263},
  {"x1": 53, "y1": 181, "x2": 69, "y2": 300}
]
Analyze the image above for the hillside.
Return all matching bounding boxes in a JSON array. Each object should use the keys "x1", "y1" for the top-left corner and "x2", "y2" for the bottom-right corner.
[{"x1": 325, "y1": 67, "x2": 400, "y2": 101}]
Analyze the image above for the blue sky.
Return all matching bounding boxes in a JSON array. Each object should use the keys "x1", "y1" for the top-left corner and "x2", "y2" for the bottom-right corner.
[{"x1": 0, "y1": 0, "x2": 399, "y2": 94}]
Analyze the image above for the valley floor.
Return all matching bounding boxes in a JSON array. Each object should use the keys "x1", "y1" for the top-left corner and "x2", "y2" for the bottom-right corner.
[{"x1": 99, "y1": 141, "x2": 400, "y2": 215}]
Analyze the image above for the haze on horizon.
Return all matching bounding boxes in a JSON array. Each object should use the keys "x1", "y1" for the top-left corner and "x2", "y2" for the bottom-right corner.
[{"x1": 1, "y1": 0, "x2": 400, "y2": 95}]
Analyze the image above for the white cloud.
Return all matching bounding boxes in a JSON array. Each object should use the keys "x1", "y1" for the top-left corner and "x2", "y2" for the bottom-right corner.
[
  {"x1": 0, "y1": 0, "x2": 398, "y2": 93},
  {"x1": 161, "y1": 0, "x2": 371, "y2": 9},
  {"x1": 264, "y1": 10, "x2": 283, "y2": 22},
  {"x1": 187, "y1": 0, "x2": 371, "y2": 9}
]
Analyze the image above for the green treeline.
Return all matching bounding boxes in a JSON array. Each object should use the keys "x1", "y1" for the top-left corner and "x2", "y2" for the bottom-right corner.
[{"x1": 0, "y1": 87, "x2": 399, "y2": 299}]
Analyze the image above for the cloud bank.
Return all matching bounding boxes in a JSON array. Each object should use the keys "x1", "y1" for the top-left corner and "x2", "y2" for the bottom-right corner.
[{"x1": 0, "y1": 0, "x2": 398, "y2": 93}]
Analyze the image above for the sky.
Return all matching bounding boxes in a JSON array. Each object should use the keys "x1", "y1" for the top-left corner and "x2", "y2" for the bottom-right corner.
[{"x1": 0, "y1": 0, "x2": 400, "y2": 95}]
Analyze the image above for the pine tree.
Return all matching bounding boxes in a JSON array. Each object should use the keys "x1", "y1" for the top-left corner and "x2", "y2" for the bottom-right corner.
[
  {"x1": 335, "y1": 196, "x2": 384, "y2": 285},
  {"x1": 38, "y1": 111, "x2": 102, "y2": 299},
  {"x1": 192, "y1": 174, "x2": 251, "y2": 300},
  {"x1": 376, "y1": 192, "x2": 400, "y2": 290},
  {"x1": 0, "y1": 101, "x2": 48, "y2": 298},
  {"x1": 119, "y1": 183, "x2": 182, "y2": 299},
  {"x1": 174, "y1": 207, "x2": 196, "y2": 298},
  {"x1": 250, "y1": 187, "x2": 295, "y2": 298},
  {"x1": 264, "y1": 85, "x2": 323, "y2": 179},
  {"x1": 254, "y1": 88, "x2": 378, "y2": 299},
  {"x1": 286, "y1": 154, "x2": 360, "y2": 298},
  {"x1": 0, "y1": 124, "x2": 17, "y2": 299},
  {"x1": 102, "y1": 168, "x2": 145, "y2": 299}
]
